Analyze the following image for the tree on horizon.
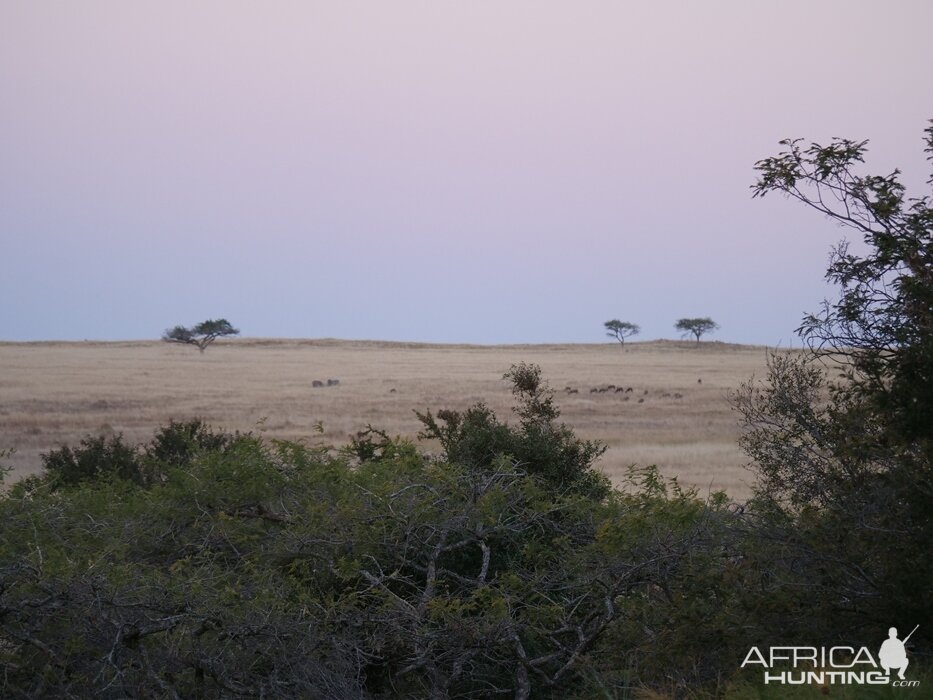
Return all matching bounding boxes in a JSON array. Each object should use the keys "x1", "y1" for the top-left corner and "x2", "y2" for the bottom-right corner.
[
  {"x1": 162, "y1": 319, "x2": 239, "y2": 353},
  {"x1": 675, "y1": 317, "x2": 718, "y2": 344},
  {"x1": 604, "y1": 319, "x2": 640, "y2": 346}
]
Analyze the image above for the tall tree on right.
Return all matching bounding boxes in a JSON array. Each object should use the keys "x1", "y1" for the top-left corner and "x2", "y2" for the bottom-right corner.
[
  {"x1": 674, "y1": 317, "x2": 718, "y2": 344},
  {"x1": 735, "y1": 120, "x2": 933, "y2": 644}
]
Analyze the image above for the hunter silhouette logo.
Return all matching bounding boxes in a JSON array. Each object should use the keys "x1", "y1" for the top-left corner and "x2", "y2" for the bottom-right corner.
[
  {"x1": 741, "y1": 625, "x2": 920, "y2": 687},
  {"x1": 879, "y1": 625, "x2": 918, "y2": 680}
]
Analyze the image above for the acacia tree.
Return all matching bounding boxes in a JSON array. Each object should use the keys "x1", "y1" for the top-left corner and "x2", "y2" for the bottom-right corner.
[
  {"x1": 604, "y1": 319, "x2": 640, "y2": 346},
  {"x1": 162, "y1": 318, "x2": 239, "y2": 353},
  {"x1": 735, "y1": 120, "x2": 933, "y2": 642},
  {"x1": 674, "y1": 317, "x2": 718, "y2": 344}
]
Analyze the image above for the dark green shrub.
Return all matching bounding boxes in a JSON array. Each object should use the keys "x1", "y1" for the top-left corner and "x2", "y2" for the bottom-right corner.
[
  {"x1": 42, "y1": 433, "x2": 143, "y2": 488},
  {"x1": 39, "y1": 420, "x2": 248, "y2": 490},
  {"x1": 417, "y1": 362, "x2": 610, "y2": 499},
  {"x1": 145, "y1": 418, "x2": 241, "y2": 467}
]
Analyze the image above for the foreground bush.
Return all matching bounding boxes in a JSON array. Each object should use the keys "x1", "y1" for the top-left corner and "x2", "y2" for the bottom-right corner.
[{"x1": 0, "y1": 371, "x2": 745, "y2": 698}]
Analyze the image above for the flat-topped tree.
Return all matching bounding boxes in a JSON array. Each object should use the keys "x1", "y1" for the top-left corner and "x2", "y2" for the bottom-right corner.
[
  {"x1": 675, "y1": 317, "x2": 718, "y2": 344},
  {"x1": 604, "y1": 319, "x2": 640, "y2": 346},
  {"x1": 162, "y1": 318, "x2": 239, "y2": 353}
]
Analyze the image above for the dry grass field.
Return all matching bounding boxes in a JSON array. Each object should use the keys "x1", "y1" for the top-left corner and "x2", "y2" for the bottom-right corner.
[{"x1": 0, "y1": 338, "x2": 787, "y2": 499}]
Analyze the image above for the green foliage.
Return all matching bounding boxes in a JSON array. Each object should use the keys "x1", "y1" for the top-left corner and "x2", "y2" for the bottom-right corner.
[
  {"x1": 162, "y1": 317, "x2": 239, "y2": 353},
  {"x1": 39, "y1": 420, "x2": 249, "y2": 490},
  {"x1": 0, "y1": 369, "x2": 741, "y2": 698},
  {"x1": 753, "y1": 121, "x2": 933, "y2": 452},
  {"x1": 417, "y1": 362, "x2": 610, "y2": 499},
  {"x1": 675, "y1": 317, "x2": 719, "y2": 343},
  {"x1": 41, "y1": 433, "x2": 143, "y2": 488},
  {"x1": 739, "y1": 120, "x2": 933, "y2": 647},
  {"x1": 604, "y1": 319, "x2": 640, "y2": 345},
  {"x1": 146, "y1": 418, "x2": 244, "y2": 468},
  {"x1": 0, "y1": 447, "x2": 12, "y2": 484}
]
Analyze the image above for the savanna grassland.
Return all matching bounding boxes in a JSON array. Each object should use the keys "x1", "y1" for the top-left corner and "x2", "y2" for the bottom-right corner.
[{"x1": 0, "y1": 338, "x2": 784, "y2": 497}]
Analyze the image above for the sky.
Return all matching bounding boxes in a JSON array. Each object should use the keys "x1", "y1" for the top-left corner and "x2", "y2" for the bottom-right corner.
[{"x1": 2, "y1": 1, "x2": 932, "y2": 345}]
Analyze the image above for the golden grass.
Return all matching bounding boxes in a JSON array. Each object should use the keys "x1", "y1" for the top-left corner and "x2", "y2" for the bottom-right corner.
[{"x1": 0, "y1": 338, "x2": 786, "y2": 499}]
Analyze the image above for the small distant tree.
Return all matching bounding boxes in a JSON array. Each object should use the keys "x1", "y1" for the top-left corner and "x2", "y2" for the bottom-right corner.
[
  {"x1": 604, "y1": 319, "x2": 640, "y2": 346},
  {"x1": 675, "y1": 317, "x2": 718, "y2": 344},
  {"x1": 162, "y1": 318, "x2": 239, "y2": 353}
]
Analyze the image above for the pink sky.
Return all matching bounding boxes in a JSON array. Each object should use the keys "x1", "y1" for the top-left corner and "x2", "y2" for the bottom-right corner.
[{"x1": 2, "y1": 1, "x2": 932, "y2": 343}]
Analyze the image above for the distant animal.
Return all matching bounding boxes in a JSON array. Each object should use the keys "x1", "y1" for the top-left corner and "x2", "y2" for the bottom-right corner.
[
  {"x1": 607, "y1": 384, "x2": 616, "y2": 390},
  {"x1": 312, "y1": 380, "x2": 324, "y2": 388},
  {"x1": 643, "y1": 389, "x2": 649, "y2": 395},
  {"x1": 637, "y1": 398, "x2": 645, "y2": 403},
  {"x1": 625, "y1": 387, "x2": 633, "y2": 393},
  {"x1": 567, "y1": 388, "x2": 579, "y2": 394},
  {"x1": 327, "y1": 379, "x2": 340, "y2": 387},
  {"x1": 697, "y1": 378, "x2": 702, "y2": 384},
  {"x1": 590, "y1": 388, "x2": 599, "y2": 394},
  {"x1": 615, "y1": 387, "x2": 625, "y2": 393},
  {"x1": 389, "y1": 388, "x2": 397, "y2": 393},
  {"x1": 673, "y1": 392, "x2": 683, "y2": 399}
]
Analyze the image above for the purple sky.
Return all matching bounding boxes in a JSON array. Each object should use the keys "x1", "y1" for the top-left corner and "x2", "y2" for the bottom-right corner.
[{"x1": 2, "y1": 1, "x2": 932, "y2": 344}]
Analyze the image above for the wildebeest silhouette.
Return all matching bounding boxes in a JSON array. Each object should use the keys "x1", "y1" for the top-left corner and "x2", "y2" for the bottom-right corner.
[
  {"x1": 327, "y1": 379, "x2": 340, "y2": 387},
  {"x1": 312, "y1": 380, "x2": 324, "y2": 388}
]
